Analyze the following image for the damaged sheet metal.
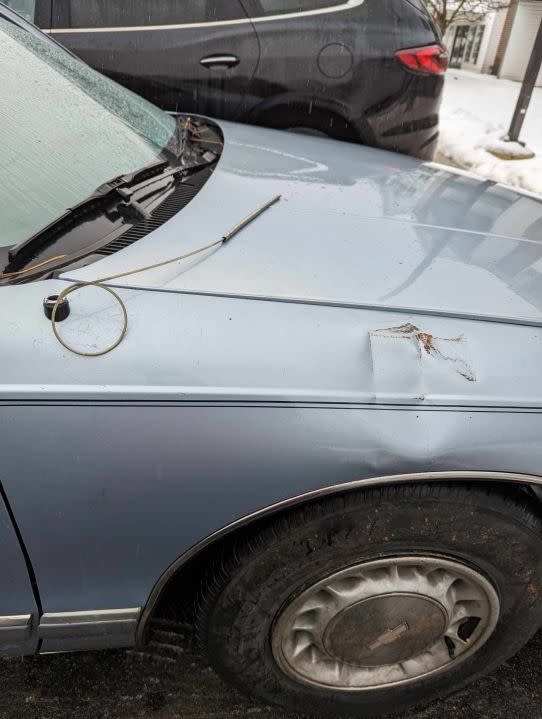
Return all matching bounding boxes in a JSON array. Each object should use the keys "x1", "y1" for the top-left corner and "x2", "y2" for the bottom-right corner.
[{"x1": 369, "y1": 322, "x2": 476, "y2": 401}]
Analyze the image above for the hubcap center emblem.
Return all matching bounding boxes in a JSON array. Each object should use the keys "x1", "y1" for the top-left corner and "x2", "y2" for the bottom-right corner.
[{"x1": 324, "y1": 593, "x2": 447, "y2": 666}]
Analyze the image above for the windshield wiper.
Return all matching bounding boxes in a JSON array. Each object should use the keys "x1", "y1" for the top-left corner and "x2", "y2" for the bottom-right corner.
[{"x1": 8, "y1": 155, "x2": 214, "y2": 263}]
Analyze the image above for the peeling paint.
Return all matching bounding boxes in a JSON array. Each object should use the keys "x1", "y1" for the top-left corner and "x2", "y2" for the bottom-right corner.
[{"x1": 370, "y1": 323, "x2": 476, "y2": 383}]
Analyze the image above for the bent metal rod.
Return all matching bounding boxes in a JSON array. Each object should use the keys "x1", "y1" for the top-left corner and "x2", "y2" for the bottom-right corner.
[{"x1": 49, "y1": 194, "x2": 281, "y2": 357}]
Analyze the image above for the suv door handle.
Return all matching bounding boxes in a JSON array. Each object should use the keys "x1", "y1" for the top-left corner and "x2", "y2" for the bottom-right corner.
[{"x1": 200, "y1": 54, "x2": 240, "y2": 69}]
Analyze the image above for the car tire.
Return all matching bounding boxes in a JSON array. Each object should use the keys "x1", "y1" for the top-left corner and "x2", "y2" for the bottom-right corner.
[{"x1": 196, "y1": 483, "x2": 542, "y2": 717}]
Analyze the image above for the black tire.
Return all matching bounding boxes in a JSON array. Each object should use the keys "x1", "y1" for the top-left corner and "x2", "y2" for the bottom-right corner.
[{"x1": 196, "y1": 483, "x2": 542, "y2": 717}]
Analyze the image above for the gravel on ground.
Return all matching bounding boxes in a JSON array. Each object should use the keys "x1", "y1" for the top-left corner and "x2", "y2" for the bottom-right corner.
[{"x1": 1, "y1": 623, "x2": 541, "y2": 719}]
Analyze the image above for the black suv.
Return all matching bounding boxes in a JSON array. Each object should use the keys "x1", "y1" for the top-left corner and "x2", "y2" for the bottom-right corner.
[{"x1": 9, "y1": 0, "x2": 447, "y2": 159}]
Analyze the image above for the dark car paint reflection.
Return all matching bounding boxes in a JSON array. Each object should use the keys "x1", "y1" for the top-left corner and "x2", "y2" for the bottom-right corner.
[{"x1": 379, "y1": 169, "x2": 542, "y2": 309}]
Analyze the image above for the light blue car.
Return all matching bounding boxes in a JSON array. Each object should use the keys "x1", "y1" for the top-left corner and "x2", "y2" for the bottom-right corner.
[{"x1": 2, "y1": 5, "x2": 542, "y2": 717}]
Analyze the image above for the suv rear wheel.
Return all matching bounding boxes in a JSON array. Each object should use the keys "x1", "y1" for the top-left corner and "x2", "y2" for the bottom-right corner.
[{"x1": 196, "y1": 483, "x2": 542, "y2": 717}]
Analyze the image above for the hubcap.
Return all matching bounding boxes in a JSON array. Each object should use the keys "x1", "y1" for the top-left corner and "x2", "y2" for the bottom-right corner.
[{"x1": 272, "y1": 556, "x2": 499, "y2": 690}]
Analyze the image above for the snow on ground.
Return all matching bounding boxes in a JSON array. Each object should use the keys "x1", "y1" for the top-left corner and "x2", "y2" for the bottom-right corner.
[{"x1": 438, "y1": 69, "x2": 542, "y2": 196}]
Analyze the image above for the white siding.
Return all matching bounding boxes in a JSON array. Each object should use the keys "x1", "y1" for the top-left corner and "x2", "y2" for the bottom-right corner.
[
  {"x1": 443, "y1": 25, "x2": 456, "y2": 50},
  {"x1": 500, "y1": 0, "x2": 542, "y2": 87},
  {"x1": 481, "y1": 8, "x2": 507, "y2": 73}
]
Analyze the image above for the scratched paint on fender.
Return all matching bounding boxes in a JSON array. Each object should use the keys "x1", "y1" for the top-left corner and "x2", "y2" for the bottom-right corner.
[{"x1": 369, "y1": 323, "x2": 476, "y2": 401}]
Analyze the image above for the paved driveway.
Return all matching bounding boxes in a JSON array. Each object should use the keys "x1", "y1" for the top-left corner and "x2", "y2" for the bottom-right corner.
[{"x1": 1, "y1": 625, "x2": 541, "y2": 719}]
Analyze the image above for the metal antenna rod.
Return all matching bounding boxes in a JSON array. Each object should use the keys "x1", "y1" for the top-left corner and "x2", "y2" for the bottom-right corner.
[{"x1": 222, "y1": 195, "x2": 281, "y2": 242}]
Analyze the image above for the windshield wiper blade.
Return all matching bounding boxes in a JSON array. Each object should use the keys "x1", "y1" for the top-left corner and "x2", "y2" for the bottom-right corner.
[
  {"x1": 7, "y1": 158, "x2": 170, "y2": 261},
  {"x1": 8, "y1": 156, "x2": 214, "y2": 263}
]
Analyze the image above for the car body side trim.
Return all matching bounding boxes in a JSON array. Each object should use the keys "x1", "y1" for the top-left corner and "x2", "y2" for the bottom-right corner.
[
  {"x1": 136, "y1": 470, "x2": 542, "y2": 644},
  {"x1": 0, "y1": 614, "x2": 31, "y2": 628},
  {"x1": 0, "y1": 614, "x2": 32, "y2": 645},
  {"x1": 35, "y1": 609, "x2": 141, "y2": 653},
  {"x1": 42, "y1": 0, "x2": 366, "y2": 33},
  {"x1": 3, "y1": 399, "x2": 542, "y2": 412},
  {"x1": 39, "y1": 608, "x2": 140, "y2": 639},
  {"x1": 40, "y1": 608, "x2": 140, "y2": 625}
]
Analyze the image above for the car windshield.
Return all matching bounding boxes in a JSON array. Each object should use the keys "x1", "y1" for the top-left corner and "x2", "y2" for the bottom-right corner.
[{"x1": 0, "y1": 15, "x2": 177, "y2": 249}]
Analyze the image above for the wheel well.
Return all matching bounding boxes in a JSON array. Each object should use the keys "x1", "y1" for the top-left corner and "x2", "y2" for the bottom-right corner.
[
  {"x1": 246, "y1": 100, "x2": 361, "y2": 143},
  {"x1": 145, "y1": 477, "x2": 542, "y2": 637}
]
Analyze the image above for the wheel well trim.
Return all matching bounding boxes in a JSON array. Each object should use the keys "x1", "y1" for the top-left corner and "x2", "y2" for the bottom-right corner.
[{"x1": 136, "y1": 469, "x2": 542, "y2": 644}]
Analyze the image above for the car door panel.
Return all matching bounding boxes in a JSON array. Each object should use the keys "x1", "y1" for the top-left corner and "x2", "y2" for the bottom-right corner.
[
  {"x1": 2, "y1": 280, "x2": 542, "y2": 652},
  {"x1": 238, "y1": 0, "x2": 438, "y2": 136},
  {"x1": 240, "y1": 0, "x2": 359, "y2": 118},
  {"x1": 49, "y1": 0, "x2": 260, "y2": 119},
  {"x1": 0, "y1": 488, "x2": 39, "y2": 655}
]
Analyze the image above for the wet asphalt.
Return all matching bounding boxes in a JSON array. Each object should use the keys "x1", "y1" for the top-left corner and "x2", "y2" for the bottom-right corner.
[{"x1": 1, "y1": 623, "x2": 541, "y2": 719}]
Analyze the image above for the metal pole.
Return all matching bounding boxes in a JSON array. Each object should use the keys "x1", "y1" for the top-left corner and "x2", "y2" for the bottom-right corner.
[{"x1": 507, "y1": 17, "x2": 542, "y2": 142}]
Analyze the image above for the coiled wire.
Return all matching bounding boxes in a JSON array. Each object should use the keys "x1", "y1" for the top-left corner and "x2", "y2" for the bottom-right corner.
[{"x1": 50, "y1": 195, "x2": 281, "y2": 357}]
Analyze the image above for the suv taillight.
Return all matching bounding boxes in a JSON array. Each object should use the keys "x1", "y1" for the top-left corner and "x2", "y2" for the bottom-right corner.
[{"x1": 395, "y1": 44, "x2": 449, "y2": 75}]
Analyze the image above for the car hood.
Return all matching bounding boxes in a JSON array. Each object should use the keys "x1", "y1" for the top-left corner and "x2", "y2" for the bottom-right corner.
[{"x1": 63, "y1": 120, "x2": 542, "y2": 327}]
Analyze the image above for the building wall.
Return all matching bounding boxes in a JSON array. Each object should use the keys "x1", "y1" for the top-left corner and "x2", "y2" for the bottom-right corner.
[
  {"x1": 481, "y1": 8, "x2": 508, "y2": 73},
  {"x1": 499, "y1": 0, "x2": 542, "y2": 86},
  {"x1": 492, "y1": 0, "x2": 520, "y2": 75}
]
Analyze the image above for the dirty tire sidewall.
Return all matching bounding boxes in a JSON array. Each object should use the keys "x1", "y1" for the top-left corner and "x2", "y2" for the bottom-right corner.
[{"x1": 197, "y1": 484, "x2": 542, "y2": 718}]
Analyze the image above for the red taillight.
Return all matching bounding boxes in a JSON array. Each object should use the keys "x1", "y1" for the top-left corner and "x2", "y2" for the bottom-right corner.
[{"x1": 395, "y1": 44, "x2": 449, "y2": 75}]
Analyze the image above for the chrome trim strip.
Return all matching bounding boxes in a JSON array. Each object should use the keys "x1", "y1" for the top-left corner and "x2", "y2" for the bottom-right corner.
[
  {"x1": 113, "y1": 286, "x2": 542, "y2": 330},
  {"x1": 43, "y1": 0, "x2": 365, "y2": 34},
  {"x1": 0, "y1": 614, "x2": 31, "y2": 628},
  {"x1": 40, "y1": 608, "x2": 140, "y2": 626},
  {"x1": 426, "y1": 163, "x2": 542, "y2": 202},
  {"x1": 39, "y1": 608, "x2": 141, "y2": 642},
  {"x1": 136, "y1": 470, "x2": 542, "y2": 643},
  {"x1": 55, "y1": 274, "x2": 542, "y2": 329},
  {"x1": 4, "y1": 386, "x2": 542, "y2": 409}
]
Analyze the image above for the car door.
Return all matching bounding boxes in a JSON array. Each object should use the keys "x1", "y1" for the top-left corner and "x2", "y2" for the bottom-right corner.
[
  {"x1": 239, "y1": 0, "x2": 359, "y2": 119},
  {"x1": 49, "y1": 0, "x2": 260, "y2": 119},
  {"x1": 0, "y1": 486, "x2": 40, "y2": 655}
]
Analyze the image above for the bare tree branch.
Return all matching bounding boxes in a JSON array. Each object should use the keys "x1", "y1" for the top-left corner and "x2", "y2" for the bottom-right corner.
[{"x1": 422, "y1": 0, "x2": 510, "y2": 35}]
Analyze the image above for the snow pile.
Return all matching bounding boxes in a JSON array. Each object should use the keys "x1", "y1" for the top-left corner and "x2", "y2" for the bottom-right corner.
[
  {"x1": 438, "y1": 70, "x2": 542, "y2": 195},
  {"x1": 480, "y1": 132, "x2": 536, "y2": 160},
  {"x1": 482, "y1": 133, "x2": 535, "y2": 160}
]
